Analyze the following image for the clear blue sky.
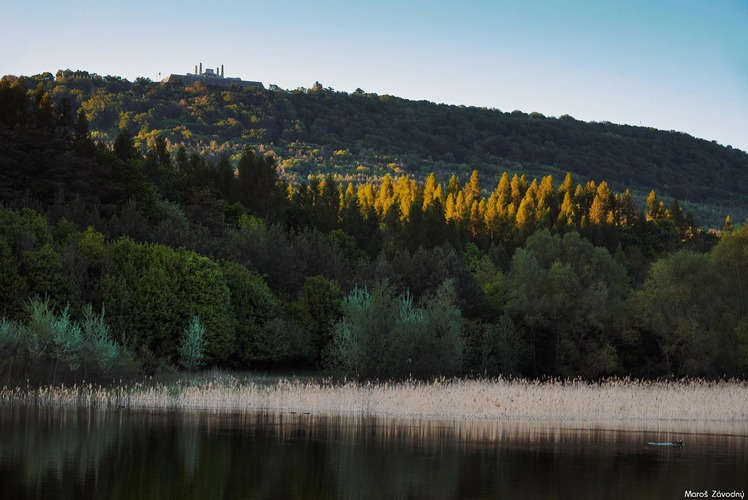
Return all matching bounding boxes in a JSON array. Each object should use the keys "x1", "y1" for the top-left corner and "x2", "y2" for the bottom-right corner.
[{"x1": 2, "y1": 0, "x2": 747, "y2": 152}]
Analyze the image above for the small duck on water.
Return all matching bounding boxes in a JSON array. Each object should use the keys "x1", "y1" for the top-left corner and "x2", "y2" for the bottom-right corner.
[{"x1": 647, "y1": 439, "x2": 684, "y2": 447}]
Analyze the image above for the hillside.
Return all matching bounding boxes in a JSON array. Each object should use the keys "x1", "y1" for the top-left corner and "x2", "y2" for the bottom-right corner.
[
  {"x1": 13, "y1": 69, "x2": 748, "y2": 227},
  {"x1": 2, "y1": 70, "x2": 748, "y2": 381}
]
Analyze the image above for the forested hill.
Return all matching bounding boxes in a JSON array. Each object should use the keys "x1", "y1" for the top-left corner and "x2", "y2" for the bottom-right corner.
[
  {"x1": 8, "y1": 70, "x2": 748, "y2": 226},
  {"x1": 3, "y1": 70, "x2": 748, "y2": 382}
]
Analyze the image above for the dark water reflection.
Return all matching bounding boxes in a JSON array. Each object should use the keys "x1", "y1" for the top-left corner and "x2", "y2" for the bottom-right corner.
[{"x1": 0, "y1": 405, "x2": 746, "y2": 499}]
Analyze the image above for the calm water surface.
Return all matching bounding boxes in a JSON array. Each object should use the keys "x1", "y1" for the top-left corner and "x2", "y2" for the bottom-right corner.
[{"x1": 0, "y1": 405, "x2": 745, "y2": 499}]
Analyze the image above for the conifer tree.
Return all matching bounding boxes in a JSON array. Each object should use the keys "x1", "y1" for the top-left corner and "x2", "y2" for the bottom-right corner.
[
  {"x1": 113, "y1": 129, "x2": 138, "y2": 162},
  {"x1": 646, "y1": 190, "x2": 664, "y2": 221},
  {"x1": 447, "y1": 174, "x2": 461, "y2": 198},
  {"x1": 0, "y1": 77, "x2": 29, "y2": 129},
  {"x1": 395, "y1": 176, "x2": 418, "y2": 222},
  {"x1": 559, "y1": 172, "x2": 574, "y2": 196},
  {"x1": 557, "y1": 191, "x2": 575, "y2": 232},
  {"x1": 668, "y1": 199, "x2": 686, "y2": 235},
  {"x1": 422, "y1": 173, "x2": 440, "y2": 209},
  {"x1": 0, "y1": 239, "x2": 26, "y2": 318},
  {"x1": 495, "y1": 172, "x2": 511, "y2": 207},
  {"x1": 357, "y1": 183, "x2": 376, "y2": 213},
  {"x1": 510, "y1": 174, "x2": 527, "y2": 207},
  {"x1": 515, "y1": 193, "x2": 536, "y2": 236},
  {"x1": 614, "y1": 189, "x2": 637, "y2": 226},
  {"x1": 72, "y1": 109, "x2": 96, "y2": 156},
  {"x1": 236, "y1": 148, "x2": 284, "y2": 220},
  {"x1": 589, "y1": 181, "x2": 613, "y2": 225},
  {"x1": 422, "y1": 198, "x2": 447, "y2": 248},
  {"x1": 317, "y1": 175, "x2": 340, "y2": 231},
  {"x1": 375, "y1": 175, "x2": 395, "y2": 218},
  {"x1": 464, "y1": 170, "x2": 481, "y2": 203},
  {"x1": 32, "y1": 83, "x2": 55, "y2": 132},
  {"x1": 468, "y1": 199, "x2": 484, "y2": 240},
  {"x1": 55, "y1": 97, "x2": 74, "y2": 142},
  {"x1": 537, "y1": 175, "x2": 555, "y2": 211}
]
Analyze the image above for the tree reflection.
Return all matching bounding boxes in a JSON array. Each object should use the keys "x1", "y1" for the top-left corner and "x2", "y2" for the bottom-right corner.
[{"x1": 0, "y1": 406, "x2": 746, "y2": 499}]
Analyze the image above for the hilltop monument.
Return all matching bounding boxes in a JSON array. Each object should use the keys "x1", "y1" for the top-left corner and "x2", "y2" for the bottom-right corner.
[{"x1": 161, "y1": 63, "x2": 264, "y2": 89}]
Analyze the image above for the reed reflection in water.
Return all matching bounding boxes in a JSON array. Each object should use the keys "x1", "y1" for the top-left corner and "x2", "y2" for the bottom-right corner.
[{"x1": 0, "y1": 405, "x2": 746, "y2": 499}]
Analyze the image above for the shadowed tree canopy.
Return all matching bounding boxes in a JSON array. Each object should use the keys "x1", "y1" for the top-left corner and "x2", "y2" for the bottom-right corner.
[{"x1": 236, "y1": 148, "x2": 286, "y2": 221}]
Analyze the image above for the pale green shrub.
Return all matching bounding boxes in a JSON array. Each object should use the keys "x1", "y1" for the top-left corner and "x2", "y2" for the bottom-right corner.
[
  {"x1": 26, "y1": 298, "x2": 82, "y2": 381},
  {"x1": 330, "y1": 280, "x2": 464, "y2": 378},
  {"x1": 1, "y1": 298, "x2": 135, "y2": 384},
  {"x1": 79, "y1": 304, "x2": 120, "y2": 378},
  {"x1": 179, "y1": 316, "x2": 205, "y2": 371}
]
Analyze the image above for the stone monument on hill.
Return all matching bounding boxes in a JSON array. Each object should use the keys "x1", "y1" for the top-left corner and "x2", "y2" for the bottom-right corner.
[{"x1": 161, "y1": 63, "x2": 264, "y2": 89}]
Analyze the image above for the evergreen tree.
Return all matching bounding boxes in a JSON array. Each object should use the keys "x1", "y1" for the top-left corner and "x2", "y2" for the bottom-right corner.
[
  {"x1": 316, "y1": 175, "x2": 340, "y2": 232},
  {"x1": 0, "y1": 238, "x2": 26, "y2": 318},
  {"x1": 32, "y1": 83, "x2": 55, "y2": 132},
  {"x1": 55, "y1": 97, "x2": 74, "y2": 142},
  {"x1": 113, "y1": 129, "x2": 138, "y2": 162},
  {"x1": 72, "y1": 109, "x2": 96, "y2": 156},
  {"x1": 236, "y1": 148, "x2": 285, "y2": 220},
  {"x1": 0, "y1": 77, "x2": 29, "y2": 129}
]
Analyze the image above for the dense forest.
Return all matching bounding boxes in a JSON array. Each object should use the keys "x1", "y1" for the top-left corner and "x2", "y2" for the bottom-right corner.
[
  {"x1": 9, "y1": 69, "x2": 748, "y2": 227},
  {"x1": 1, "y1": 72, "x2": 747, "y2": 384}
]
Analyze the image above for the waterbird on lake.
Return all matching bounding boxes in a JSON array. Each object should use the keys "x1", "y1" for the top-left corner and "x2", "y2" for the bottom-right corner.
[{"x1": 647, "y1": 439, "x2": 684, "y2": 447}]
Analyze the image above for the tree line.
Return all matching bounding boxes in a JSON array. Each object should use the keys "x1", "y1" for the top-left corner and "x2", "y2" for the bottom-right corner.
[
  {"x1": 7, "y1": 70, "x2": 748, "y2": 227},
  {"x1": 1, "y1": 75, "x2": 747, "y2": 383}
]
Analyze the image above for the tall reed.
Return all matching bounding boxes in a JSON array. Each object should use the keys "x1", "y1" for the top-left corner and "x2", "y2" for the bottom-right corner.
[{"x1": 1, "y1": 377, "x2": 746, "y2": 425}]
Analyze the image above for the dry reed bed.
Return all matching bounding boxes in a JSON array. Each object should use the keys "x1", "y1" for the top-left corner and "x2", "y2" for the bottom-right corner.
[{"x1": 1, "y1": 378, "x2": 746, "y2": 423}]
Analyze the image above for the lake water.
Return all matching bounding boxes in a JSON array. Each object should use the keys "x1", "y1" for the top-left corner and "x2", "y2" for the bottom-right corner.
[{"x1": 0, "y1": 405, "x2": 745, "y2": 499}]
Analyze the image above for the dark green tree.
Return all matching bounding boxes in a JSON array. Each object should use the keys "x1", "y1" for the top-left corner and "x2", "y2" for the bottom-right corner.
[
  {"x1": 298, "y1": 275, "x2": 343, "y2": 363},
  {"x1": 113, "y1": 129, "x2": 138, "y2": 162},
  {"x1": 478, "y1": 314, "x2": 528, "y2": 376},
  {"x1": 221, "y1": 261, "x2": 278, "y2": 365},
  {"x1": 236, "y1": 148, "x2": 286, "y2": 220},
  {"x1": 0, "y1": 238, "x2": 26, "y2": 318},
  {"x1": 710, "y1": 225, "x2": 748, "y2": 374},
  {"x1": 72, "y1": 109, "x2": 96, "y2": 156},
  {"x1": 503, "y1": 230, "x2": 629, "y2": 377},
  {"x1": 633, "y1": 250, "x2": 718, "y2": 376},
  {"x1": 177, "y1": 250, "x2": 234, "y2": 363},
  {"x1": 0, "y1": 77, "x2": 29, "y2": 129},
  {"x1": 22, "y1": 244, "x2": 78, "y2": 308}
]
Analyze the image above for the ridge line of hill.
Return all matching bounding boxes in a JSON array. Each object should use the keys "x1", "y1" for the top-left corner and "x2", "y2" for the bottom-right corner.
[{"x1": 6, "y1": 69, "x2": 748, "y2": 226}]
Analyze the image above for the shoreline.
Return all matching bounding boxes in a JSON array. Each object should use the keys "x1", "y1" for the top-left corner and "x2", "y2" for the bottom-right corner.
[{"x1": 2, "y1": 377, "x2": 746, "y2": 429}]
